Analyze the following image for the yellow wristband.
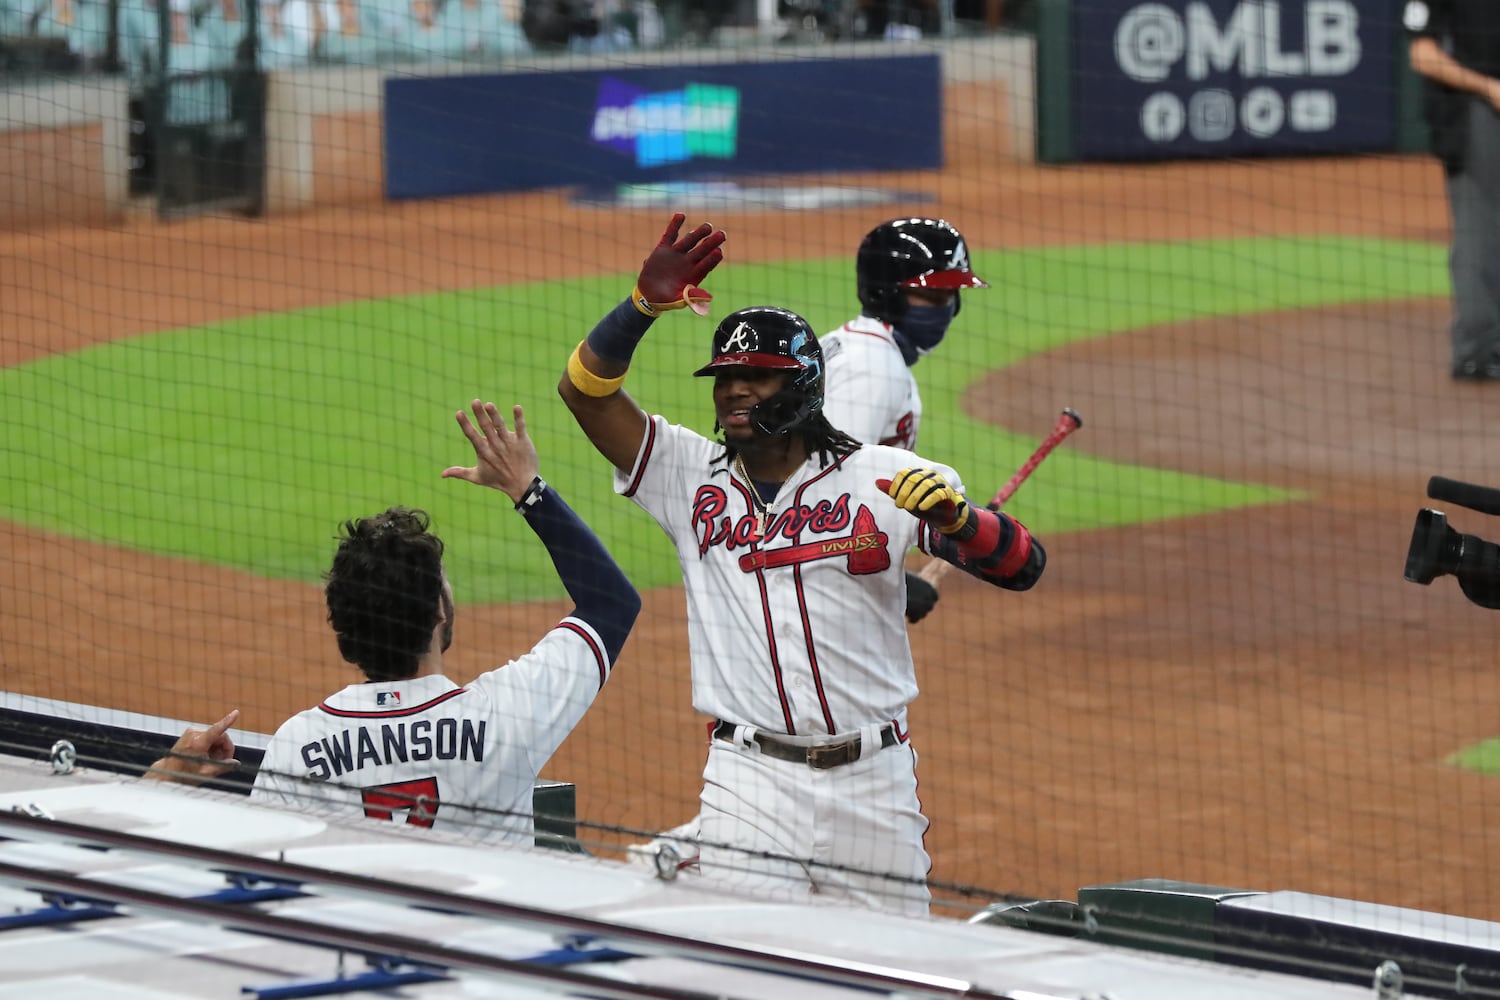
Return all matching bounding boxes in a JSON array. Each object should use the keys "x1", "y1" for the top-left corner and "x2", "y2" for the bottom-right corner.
[
  {"x1": 631, "y1": 284, "x2": 675, "y2": 317},
  {"x1": 631, "y1": 284, "x2": 712, "y2": 318},
  {"x1": 631, "y1": 286, "x2": 658, "y2": 317},
  {"x1": 567, "y1": 343, "x2": 627, "y2": 398}
]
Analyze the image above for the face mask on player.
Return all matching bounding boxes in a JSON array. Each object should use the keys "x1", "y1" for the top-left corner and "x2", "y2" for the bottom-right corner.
[{"x1": 894, "y1": 299, "x2": 958, "y2": 362}]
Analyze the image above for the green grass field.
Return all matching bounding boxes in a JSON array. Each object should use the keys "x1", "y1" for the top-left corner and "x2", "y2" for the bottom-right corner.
[
  {"x1": 0, "y1": 235, "x2": 1447, "y2": 602},
  {"x1": 1449, "y1": 740, "x2": 1500, "y2": 775}
]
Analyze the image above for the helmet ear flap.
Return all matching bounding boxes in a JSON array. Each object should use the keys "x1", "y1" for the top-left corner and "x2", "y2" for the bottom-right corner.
[{"x1": 859, "y1": 283, "x2": 907, "y2": 326}]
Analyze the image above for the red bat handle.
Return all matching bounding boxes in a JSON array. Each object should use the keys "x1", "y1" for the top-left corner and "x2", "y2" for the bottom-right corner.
[{"x1": 988, "y1": 407, "x2": 1083, "y2": 510}]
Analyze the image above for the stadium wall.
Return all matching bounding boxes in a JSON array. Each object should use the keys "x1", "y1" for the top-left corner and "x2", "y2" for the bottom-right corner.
[
  {"x1": 264, "y1": 36, "x2": 1035, "y2": 212},
  {"x1": 0, "y1": 76, "x2": 130, "y2": 228},
  {"x1": 0, "y1": 35, "x2": 1034, "y2": 227}
]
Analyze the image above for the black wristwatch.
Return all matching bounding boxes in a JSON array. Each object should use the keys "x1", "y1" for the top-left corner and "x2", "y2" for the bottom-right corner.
[{"x1": 514, "y1": 476, "x2": 548, "y2": 512}]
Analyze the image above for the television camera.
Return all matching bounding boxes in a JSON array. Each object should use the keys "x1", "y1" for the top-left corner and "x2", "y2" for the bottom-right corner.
[{"x1": 1405, "y1": 476, "x2": 1500, "y2": 609}]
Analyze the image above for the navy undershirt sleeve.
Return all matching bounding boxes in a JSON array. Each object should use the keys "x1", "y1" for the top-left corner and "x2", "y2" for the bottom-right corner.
[
  {"x1": 586, "y1": 299, "x2": 655, "y2": 365},
  {"x1": 521, "y1": 484, "x2": 641, "y2": 663}
]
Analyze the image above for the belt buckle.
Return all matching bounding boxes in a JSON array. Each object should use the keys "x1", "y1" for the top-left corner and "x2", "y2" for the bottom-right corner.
[{"x1": 806, "y1": 738, "x2": 856, "y2": 770}]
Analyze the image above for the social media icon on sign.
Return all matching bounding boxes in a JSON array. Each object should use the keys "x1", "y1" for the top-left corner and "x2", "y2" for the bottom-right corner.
[
  {"x1": 1188, "y1": 89, "x2": 1235, "y2": 142},
  {"x1": 1241, "y1": 87, "x2": 1285, "y2": 139},
  {"x1": 1115, "y1": 3, "x2": 1185, "y2": 82},
  {"x1": 1140, "y1": 92, "x2": 1186, "y2": 142},
  {"x1": 1290, "y1": 91, "x2": 1336, "y2": 132}
]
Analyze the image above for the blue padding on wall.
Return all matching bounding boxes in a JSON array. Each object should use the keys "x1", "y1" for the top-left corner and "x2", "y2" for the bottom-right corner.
[{"x1": 384, "y1": 55, "x2": 943, "y2": 199}]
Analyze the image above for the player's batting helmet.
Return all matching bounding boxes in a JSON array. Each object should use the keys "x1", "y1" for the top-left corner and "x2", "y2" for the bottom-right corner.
[
  {"x1": 856, "y1": 218, "x2": 988, "y2": 325},
  {"x1": 694, "y1": 306, "x2": 824, "y2": 436}
]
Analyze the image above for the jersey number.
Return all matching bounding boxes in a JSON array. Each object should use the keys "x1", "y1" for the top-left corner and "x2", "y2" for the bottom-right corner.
[
  {"x1": 880, "y1": 412, "x2": 915, "y2": 449},
  {"x1": 361, "y1": 777, "x2": 440, "y2": 828}
]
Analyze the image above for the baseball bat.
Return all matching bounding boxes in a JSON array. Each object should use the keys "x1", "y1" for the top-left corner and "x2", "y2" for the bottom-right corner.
[{"x1": 916, "y1": 407, "x2": 1083, "y2": 589}]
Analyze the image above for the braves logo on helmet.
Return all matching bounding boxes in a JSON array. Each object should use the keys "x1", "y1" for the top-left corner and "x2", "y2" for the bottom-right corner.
[
  {"x1": 948, "y1": 239, "x2": 972, "y2": 275},
  {"x1": 721, "y1": 322, "x2": 755, "y2": 355}
]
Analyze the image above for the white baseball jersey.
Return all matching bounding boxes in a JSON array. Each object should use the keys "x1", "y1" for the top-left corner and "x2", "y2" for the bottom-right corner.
[
  {"x1": 616, "y1": 415, "x2": 960, "y2": 736},
  {"x1": 820, "y1": 316, "x2": 921, "y2": 450},
  {"x1": 250, "y1": 618, "x2": 611, "y2": 843}
]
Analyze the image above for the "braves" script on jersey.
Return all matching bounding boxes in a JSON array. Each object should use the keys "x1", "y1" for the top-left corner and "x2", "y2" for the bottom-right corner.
[{"x1": 692, "y1": 487, "x2": 853, "y2": 554}]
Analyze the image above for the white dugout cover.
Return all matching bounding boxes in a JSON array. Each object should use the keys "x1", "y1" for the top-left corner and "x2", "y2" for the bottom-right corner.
[{"x1": 0, "y1": 748, "x2": 1389, "y2": 1000}]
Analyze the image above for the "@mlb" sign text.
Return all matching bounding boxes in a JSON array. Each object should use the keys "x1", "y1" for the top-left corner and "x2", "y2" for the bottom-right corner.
[{"x1": 1071, "y1": 0, "x2": 1394, "y2": 160}]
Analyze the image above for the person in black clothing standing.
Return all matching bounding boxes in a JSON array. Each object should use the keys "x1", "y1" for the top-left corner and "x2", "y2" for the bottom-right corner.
[{"x1": 1405, "y1": 0, "x2": 1500, "y2": 380}]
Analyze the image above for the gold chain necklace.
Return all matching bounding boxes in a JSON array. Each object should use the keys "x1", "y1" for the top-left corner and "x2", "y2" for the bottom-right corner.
[{"x1": 734, "y1": 453, "x2": 776, "y2": 539}]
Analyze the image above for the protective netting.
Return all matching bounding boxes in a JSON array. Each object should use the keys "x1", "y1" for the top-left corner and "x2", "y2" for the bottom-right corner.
[{"x1": 4, "y1": 1, "x2": 1500, "y2": 972}]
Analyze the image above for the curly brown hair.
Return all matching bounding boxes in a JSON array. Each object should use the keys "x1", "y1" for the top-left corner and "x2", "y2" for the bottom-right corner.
[{"x1": 324, "y1": 507, "x2": 447, "y2": 683}]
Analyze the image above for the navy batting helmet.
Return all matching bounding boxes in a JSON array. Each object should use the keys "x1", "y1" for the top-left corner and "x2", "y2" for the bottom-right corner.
[
  {"x1": 856, "y1": 218, "x2": 988, "y2": 325},
  {"x1": 694, "y1": 306, "x2": 824, "y2": 436}
]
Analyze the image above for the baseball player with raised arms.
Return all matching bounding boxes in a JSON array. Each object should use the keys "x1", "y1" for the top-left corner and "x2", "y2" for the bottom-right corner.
[
  {"x1": 247, "y1": 399, "x2": 641, "y2": 843},
  {"x1": 559, "y1": 214, "x2": 1046, "y2": 915},
  {"x1": 630, "y1": 217, "x2": 986, "y2": 868}
]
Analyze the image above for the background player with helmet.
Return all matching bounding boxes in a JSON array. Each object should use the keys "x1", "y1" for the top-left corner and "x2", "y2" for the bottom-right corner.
[
  {"x1": 172, "y1": 398, "x2": 642, "y2": 843},
  {"x1": 820, "y1": 217, "x2": 989, "y2": 624},
  {"x1": 559, "y1": 213, "x2": 1046, "y2": 915}
]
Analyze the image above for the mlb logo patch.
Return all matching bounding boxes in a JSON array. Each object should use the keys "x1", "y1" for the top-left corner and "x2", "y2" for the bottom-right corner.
[{"x1": 376, "y1": 690, "x2": 401, "y2": 708}]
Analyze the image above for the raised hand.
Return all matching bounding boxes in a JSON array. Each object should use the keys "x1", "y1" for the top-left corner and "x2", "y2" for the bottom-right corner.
[
  {"x1": 632, "y1": 212, "x2": 726, "y2": 317},
  {"x1": 442, "y1": 400, "x2": 541, "y2": 504}
]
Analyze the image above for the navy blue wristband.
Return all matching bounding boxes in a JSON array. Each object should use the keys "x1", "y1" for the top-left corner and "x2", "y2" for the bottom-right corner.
[{"x1": 585, "y1": 299, "x2": 654, "y2": 365}]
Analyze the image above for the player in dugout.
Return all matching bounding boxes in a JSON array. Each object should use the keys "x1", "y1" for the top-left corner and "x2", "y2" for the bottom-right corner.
[
  {"x1": 557, "y1": 213, "x2": 1046, "y2": 916},
  {"x1": 148, "y1": 398, "x2": 640, "y2": 845}
]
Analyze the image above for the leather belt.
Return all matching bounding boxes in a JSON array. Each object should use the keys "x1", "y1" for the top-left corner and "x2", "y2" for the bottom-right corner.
[{"x1": 711, "y1": 720, "x2": 899, "y2": 770}]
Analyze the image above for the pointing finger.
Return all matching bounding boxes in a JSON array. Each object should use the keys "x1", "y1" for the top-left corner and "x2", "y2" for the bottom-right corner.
[{"x1": 206, "y1": 709, "x2": 240, "y2": 738}]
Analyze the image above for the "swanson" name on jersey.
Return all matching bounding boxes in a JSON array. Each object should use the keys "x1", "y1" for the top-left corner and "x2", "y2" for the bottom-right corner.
[{"x1": 300, "y1": 719, "x2": 486, "y2": 780}]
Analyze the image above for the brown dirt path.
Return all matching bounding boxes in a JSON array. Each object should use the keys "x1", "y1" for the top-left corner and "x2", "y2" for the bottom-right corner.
[{"x1": 9, "y1": 153, "x2": 1500, "y2": 920}]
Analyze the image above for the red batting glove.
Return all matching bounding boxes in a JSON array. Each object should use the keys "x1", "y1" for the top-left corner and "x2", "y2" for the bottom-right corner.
[{"x1": 632, "y1": 212, "x2": 726, "y2": 318}]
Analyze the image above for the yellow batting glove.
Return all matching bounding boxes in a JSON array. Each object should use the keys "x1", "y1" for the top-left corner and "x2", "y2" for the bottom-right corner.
[{"x1": 878, "y1": 469, "x2": 971, "y2": 535}]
